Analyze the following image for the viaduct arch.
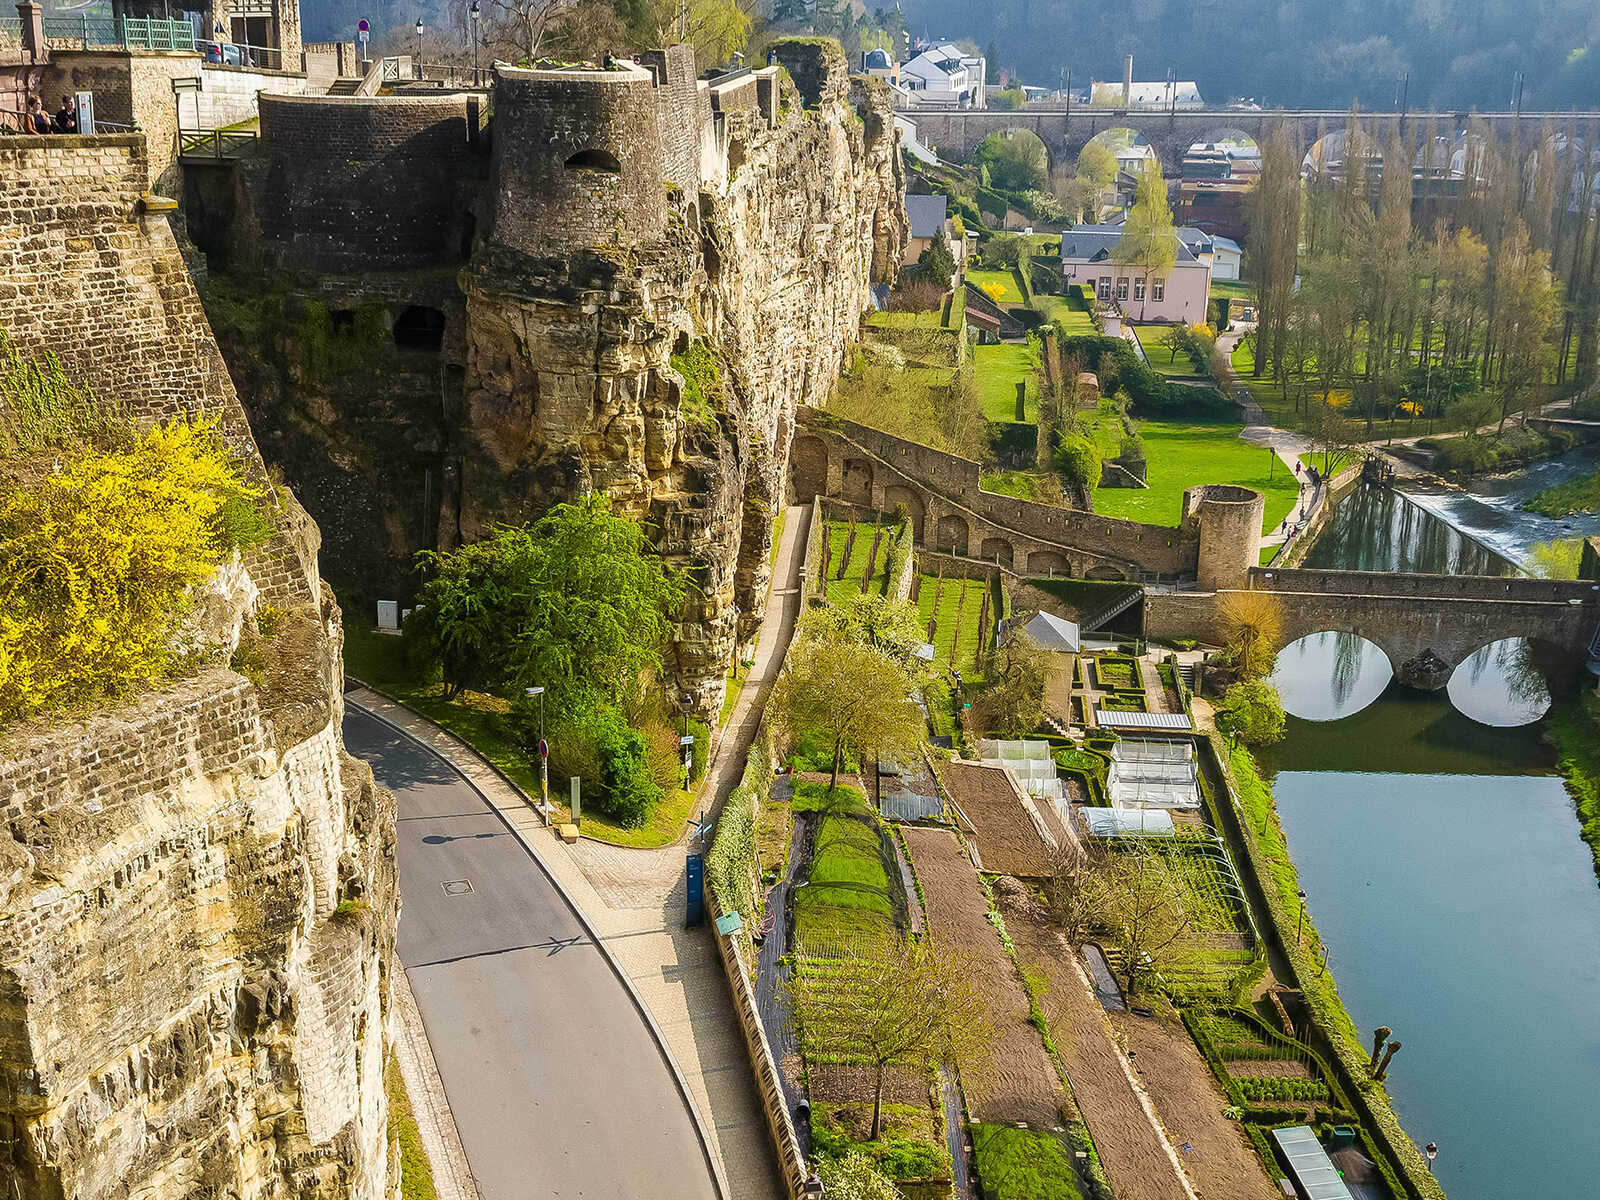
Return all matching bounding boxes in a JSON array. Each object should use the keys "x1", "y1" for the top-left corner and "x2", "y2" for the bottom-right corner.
[{"x1": 906, "y1": 107, "x2": 1580, "y2": 178}]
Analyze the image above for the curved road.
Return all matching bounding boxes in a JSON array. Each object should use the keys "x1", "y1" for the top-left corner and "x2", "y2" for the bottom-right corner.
[{"x1": 344, "y1": 707, "x2": 721, "y2": 1200}]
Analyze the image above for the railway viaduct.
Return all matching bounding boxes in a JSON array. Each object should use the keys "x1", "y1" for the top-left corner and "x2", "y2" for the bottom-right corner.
[{"x1": 905, "y1": 107, "x2": 1583, "y2": 175}]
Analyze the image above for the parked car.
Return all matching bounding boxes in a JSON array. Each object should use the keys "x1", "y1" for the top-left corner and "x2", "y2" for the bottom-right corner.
[{"x1": 206, "y1": 41, "x2": 243, "y2": 65}]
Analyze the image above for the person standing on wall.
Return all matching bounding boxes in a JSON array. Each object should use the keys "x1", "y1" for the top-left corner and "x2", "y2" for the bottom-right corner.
[{"x1": 52, "y1": 96, "x2": 77, "y2": 134}]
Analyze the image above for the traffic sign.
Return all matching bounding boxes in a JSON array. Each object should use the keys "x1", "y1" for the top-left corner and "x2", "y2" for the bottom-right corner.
[
  {"x1": 538, "y1": 738, "x2": 548, "y2": 759},
  {"x1": 357, "y1": 17, "x2": 369, "y2": 31}
]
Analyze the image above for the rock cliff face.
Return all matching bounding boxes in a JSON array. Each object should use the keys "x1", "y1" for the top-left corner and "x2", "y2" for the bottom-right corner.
[
  {"x1": 460, "y1": 41, "x2": 904, "y2": 711},
  {"x1": 0, "y1": 136, "x2": 394, "y2": 1200}
]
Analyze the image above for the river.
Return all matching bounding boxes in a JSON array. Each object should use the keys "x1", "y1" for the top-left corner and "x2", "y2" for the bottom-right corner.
[{"x1": 1260, "y1": 459, "x2": 1600, "y2": 1200}]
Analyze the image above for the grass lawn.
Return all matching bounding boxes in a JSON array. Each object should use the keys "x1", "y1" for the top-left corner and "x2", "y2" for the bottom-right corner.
[
  {"x1": 973, "y1": 341, "x2": 1037, "y2": 424},
  {"x1": 1210, "y1": 278, "x2": 1253, "y2": 301},
  {"x1": 916, "y1": 574, "x2": 990, "y2": 677},
  {"x1": 1091, "y1": 419, "x2": 1300, "y2": 533},
  {"x1": 1079, "y1": 396, "x2": 1130, "y2": 461},
  {"x1": 1032, "y1": 294, "x2": 1097, "y2": 334},
  {"x1": 864, "y1": 309, "x2": 943, "y2": 329},
  {"x1": 342, "y1": 625, "x2": 696, "y2": 848},
  {"x1": 970, "y1": 1125, "x2": 1083, "y2": 1200},
  {"x1": 387, "y1": 1058, "x2": 439, "y2": 1200},
  {"x1": 1229, "y1": 336, "x2": 1353, "y2": 430},
  {"x1": 967, "y1": 267, "x2": 1024, "y2": 304},
  {"x1": 821, "y1": 519, "x2": 891, "y2": 606},
  {"x1": 980, "y1": 469, "x2": 1065, "y2": 505},
  {"x1": 1134, "y1": 324, "x2": 1206, "y2": 377}
]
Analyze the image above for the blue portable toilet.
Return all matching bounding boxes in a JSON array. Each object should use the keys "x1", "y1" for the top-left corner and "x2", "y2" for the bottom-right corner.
[{"x1": 685, "y1": 853, "x2": 705, "y2": 927}]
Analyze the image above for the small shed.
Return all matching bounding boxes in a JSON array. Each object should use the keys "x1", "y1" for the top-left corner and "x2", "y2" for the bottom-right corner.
[
  {"x1": 1076, "y1": 372, "x2": 1100, "y2": 402},
  {"x1": 1095, "y1": 709, "x2": 1193, "y2": 735},
  {"x1": 998, "y1": 609, "x2": 1080, "y2": 653}
]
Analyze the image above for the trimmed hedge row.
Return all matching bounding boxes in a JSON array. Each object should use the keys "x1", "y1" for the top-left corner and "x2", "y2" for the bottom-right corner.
[{"x1": 705, "y1": 723, "x2": 774, "y2": 952}]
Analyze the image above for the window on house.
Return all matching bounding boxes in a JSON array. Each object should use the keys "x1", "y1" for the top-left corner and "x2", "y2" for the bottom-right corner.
[
  {"x1": 1133, "y1": 278, "x2": 1145, "y2": 301},
  {"x1": 1152, "y1": 278, "x2": 1165, "y2": 301},
  {"x1": 1116, "y1": 277, "x2": 1129, "y2": 301},
  {"x1": 1098, "y1": 277, "x2": 1111, "y2": 300}
]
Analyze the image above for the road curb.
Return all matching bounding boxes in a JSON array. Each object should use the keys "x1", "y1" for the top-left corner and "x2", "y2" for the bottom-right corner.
[{"x1": 347, "y1": 695, "x2": 733, "y2": 1200}]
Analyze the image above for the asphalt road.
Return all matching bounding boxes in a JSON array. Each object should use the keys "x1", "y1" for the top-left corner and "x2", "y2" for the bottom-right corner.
[{"x1": 344, "y1": 706, "x2": 720, "y2": 1200}]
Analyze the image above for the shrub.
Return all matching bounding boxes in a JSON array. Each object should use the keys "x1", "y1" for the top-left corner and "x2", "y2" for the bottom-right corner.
[
  {"x1": 0, "y1": 417, "x2": 270, "y2": 726},
  {"x1": 552, "y1": 699, "x2": 663, "y2": 827},
  {"x1": 670, "y1": 339, "x2": 725, "y2": 429},
  {"x1": 1054, "y1": 434, "x2": 1103, "y2": 490}
]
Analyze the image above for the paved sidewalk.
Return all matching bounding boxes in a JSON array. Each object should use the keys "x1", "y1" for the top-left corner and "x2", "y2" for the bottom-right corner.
[
  {"x1": 389, "y1": 955, "x2": 479, "y2": 1200},
  {"x1": 348, "y1": 502, "x2": 812, "y2": 1200}
]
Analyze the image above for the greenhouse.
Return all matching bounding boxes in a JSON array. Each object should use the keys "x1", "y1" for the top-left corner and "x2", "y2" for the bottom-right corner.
[
  {"x1": 1107, "y1": 737, "x2": 1200, "y2": 809},
  {"x1": 1081, "y1": 807, "x2": 1177, "y2": 839},
  {"x1": 977, "y1": 738, "x2": 1064, "y2": 805}
]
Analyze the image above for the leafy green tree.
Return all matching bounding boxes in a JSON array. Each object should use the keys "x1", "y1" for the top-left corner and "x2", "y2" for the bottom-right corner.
[
  {"x1": 975, "y1": 130, "x2": 1047, "y2": 192},
  {"x1": 1053, "y1": 433, "x2": 1103, "y2": 491},
  {"x1": 777, "y1": 638, "x2": 923, "y2": 792},
  {"x1": 1529, "y1": 537, "x2": 1583, "y2": 578},
  {"x1": 1219, "y1": 679, "x2": 1287, "y2": 746},
  {"x1": 799, "y1": 593, "x2": 926, "y2": 667},
  {"x1": 789, "y1": 937, "x2": 990, "y2": 1140},
  {"x1": 814, "y1": 1154, "x2": 900, "y2": 1200},
  {"x1": 409, "y1": 494, "x2": 684, "y2": 707},
  {"x1": 1075, "y1": 141, "x2": 1118, "y2": 190},
  {"x1": 770, "y1": 0, "x2": 808, "y2": 23},
  {"x1": 1114, "y1": 160, "x2": 1176, "y2": 321},
  {"x1": 972, "y1": 630, "x2": 1049, "y2": 736},
  {"x1": 915, "y1": 238, "x2": 956, "y2": 288},
  {"x1": 549, "y1": 694, "x2": 663, "y2": 826}
]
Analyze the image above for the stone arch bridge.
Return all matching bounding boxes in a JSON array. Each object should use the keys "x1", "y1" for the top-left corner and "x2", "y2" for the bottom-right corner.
[
  {"x1": 1151, "y1": 567, "x2": 1600, "y2": 691},
  {"x1": 907, "y1": 107, "x2": 1577, "y2": 176}
]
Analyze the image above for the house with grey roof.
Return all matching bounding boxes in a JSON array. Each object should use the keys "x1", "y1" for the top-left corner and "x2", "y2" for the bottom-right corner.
[
  {"x1": 1058, "y1": 222, "x2": 1214, "y2": 324},
  {"x1": 903, "y1": 193, "x2": 965, "y2": 270}
]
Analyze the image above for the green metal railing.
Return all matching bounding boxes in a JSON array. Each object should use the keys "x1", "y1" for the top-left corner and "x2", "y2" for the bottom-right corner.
[
  {"x1": 41, "y1": 16, "x2": 196, "y2": 51},
  {"x1": 177, "y1": 128, "x2": 259, "y2": 159}
]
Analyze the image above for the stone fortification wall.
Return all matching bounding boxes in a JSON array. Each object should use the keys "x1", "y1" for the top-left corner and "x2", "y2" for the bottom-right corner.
[
  {"x1": 794, "y1": 413, "x2": 1196, "y2": 579},
  {"x1": 257, "y1": 92, "x2": 482, "y2": 272},
  {"x1": 39, "y1": 50, "x2": 199, "y2": 191},
  {"x1": 0, "y1": 135, "x2": 246, "y2": 437},
  {"x1": 197, "y1": 61, "x2": 309, "y2": 127},
  {"x1": 488, "y1": 62, "x2": 670, "y2": 258},
  {"x1": 0, "y1": 131, "x2": 395, "y2": 1200},
  {"x1": 1251, "y1": 566, "x2": 1594, "y2": 603},
  {"x1": 1189, "y1": 484, "x2": 1263, "y2": 591},
  {"x1": 637, "y1": 44, "x2": 703, "y2": 193},
  {"x1": 462, "y1": 40, "x2": 904, "y2": 712}
]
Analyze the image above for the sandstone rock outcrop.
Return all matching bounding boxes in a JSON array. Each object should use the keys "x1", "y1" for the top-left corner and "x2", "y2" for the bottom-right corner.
[
  {"x1": 460, "y1": 41, "x2": 904, "y2": 712},
  {"x1": 0, "y1": 135, "x2": 394, "y2": 1200}
]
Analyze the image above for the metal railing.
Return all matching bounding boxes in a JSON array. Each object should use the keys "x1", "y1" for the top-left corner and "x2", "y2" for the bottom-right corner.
[
  {"x1": 379, "y1": 57, "x2": 488, "y2": 88},
  {"x1": 0, "y1": 16, "x2": 23, "y2": 43},
  {"x1": 41, "y1": 15, "x2": 196, "y2": 51},
  {"x1": 177, "y1": 128, "x2": 259, "y2": 159}
]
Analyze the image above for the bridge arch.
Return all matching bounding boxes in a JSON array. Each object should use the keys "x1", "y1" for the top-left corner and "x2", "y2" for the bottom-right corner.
[
  {"x1": 1083, "y1": 127, "x2": 1160, "y2": 176},
  {"x1": 1084, "y1": 564, "x2": 1127, "y2": 582},
  {"x1": 790, "y1": 434, "x2": 828, "y2": 500},
  {"x1": 1027, "y1": 549, "x2": 1071, "y2": 575}
]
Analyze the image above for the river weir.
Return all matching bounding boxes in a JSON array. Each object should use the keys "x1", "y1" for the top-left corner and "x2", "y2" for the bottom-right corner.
[{"x1": 1259, "y1": 455, "x2": 1600, "y2": 1200}]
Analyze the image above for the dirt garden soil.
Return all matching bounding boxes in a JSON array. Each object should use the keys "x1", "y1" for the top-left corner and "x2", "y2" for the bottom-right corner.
[
  {"x1": 900, "y1": 827, "x2": 1063, "y2": 1128},
  {"x1": 1001, "y1": 886, "x2": 1279, "y2": 1200}
]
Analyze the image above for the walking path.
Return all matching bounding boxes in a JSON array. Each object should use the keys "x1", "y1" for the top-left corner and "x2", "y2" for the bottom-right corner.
[{"x1": 348, "y1": 503, "x2": 812, "y2": 1200}]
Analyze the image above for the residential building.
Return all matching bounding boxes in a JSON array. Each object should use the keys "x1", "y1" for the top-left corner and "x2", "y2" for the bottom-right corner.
[
  {"x1": 1177, "y1": 176, "x2": 1252, "y2": 242},
  {"x1": 1089, "y1": 78, "x2": 1203, "y2": 109},
  {"x1": 902, "y1": 192, "x2": 964, "y2": 268},
  {"x1": 898, "y1": 43, "x2": 985, "y2": 108},
  {"x1": 1058, "y1": 223, "x2": 1212, "y2": 323},
  {"x1": 1210, "y1": 235, "x2": 1242, "y2": 280}
]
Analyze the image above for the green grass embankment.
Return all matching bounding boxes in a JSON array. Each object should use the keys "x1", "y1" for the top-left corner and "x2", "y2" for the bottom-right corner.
[
  {"x1": 1207, "y1": 738, "x2": 1446, "y2": 1200},
  {"x1": 1523, "y1": 468, "x2": 1600, "y2": 517},
  {"x1": 1546, "y1": 693, "x2": 1600, "y2": 880},
  {"x1": 1091, "y1": 420, "x2": 1299, "y2": 533}
]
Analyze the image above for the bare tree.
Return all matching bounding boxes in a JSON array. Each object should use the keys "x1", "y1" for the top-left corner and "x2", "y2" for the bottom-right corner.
[
  {"x1": 1089, "y1": 850, "x2": 1193, "y2": 997},
  {"x1": 789, "y1": 937, "x2": 993, "y2": 1140},
  {"x1": 1217, "y1": 590, "x2": 1284, "y2": 681}
]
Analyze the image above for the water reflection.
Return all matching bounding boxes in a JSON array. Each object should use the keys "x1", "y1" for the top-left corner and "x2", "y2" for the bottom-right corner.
[
  {"x1": 1303, "y1": 483, "x2": 1512, "y2": 574},
  {"x1": 1270, "y1": 632, "x2": 1392, "y2": 721},
  {"x1": 1446, "y1": 638, "x2": 1551, "y2": 727}
]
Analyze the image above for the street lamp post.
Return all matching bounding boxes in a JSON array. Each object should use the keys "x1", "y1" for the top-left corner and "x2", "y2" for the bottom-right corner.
[
  {"x1": 1296, "y1": 888, "x2": 1307, "y2": 945},
  {"x1": 414, "y1": 18, "x2": 423, "y2": 79},
  {"x1": 1425, "y1": 1142, "x2": 1438, "y2": 1174},
  {"x1": 469, "y1": 0, "x2": 479, "y2": 85},
  {"x1": 525, "y1": 686, "x2": 546, "y2": 809}
]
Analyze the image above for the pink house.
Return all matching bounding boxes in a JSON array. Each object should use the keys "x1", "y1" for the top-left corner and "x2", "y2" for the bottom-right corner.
[{"x1": 1058, "y1": 224, "x2": 1214, "y2": 325}]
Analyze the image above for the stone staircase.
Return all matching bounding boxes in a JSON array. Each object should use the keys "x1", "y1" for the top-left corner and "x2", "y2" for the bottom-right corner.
[{"x1": 327, "y1": 77, "x2": 361, "y2": 95}]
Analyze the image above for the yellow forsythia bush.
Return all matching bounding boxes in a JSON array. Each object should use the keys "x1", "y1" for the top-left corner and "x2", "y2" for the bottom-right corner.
[{"x1": 0, "y1": 418, "x2": 269, "y2": 725}]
